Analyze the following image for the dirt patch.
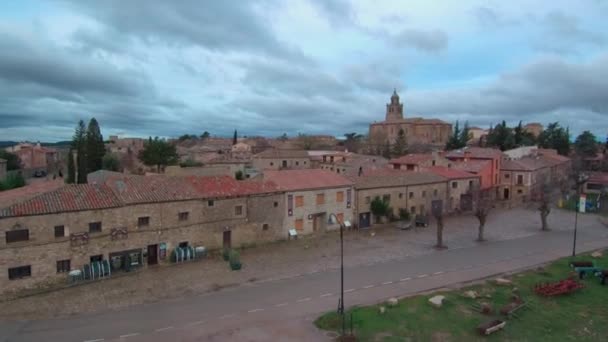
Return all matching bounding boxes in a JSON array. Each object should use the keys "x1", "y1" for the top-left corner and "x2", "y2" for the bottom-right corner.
[
  {"x1": 431, "y1": 331, "x2": 452, "y2": 342},
  {"x1": 373, "y1": 332, "x2": 394, "y2": 341}
]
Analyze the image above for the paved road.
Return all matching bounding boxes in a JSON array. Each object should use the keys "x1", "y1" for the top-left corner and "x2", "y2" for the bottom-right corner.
[{"x1": 2, "y1": 224, "x2": 608, "y2": 342}]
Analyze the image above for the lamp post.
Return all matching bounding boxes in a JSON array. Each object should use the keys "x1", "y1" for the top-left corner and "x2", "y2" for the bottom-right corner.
[
  {"x1": 328, "y1": 213, "x2": 345, "y2": 337},
  {"x1": 572, "y1": 174, "x2": 588, "y2": 257}
]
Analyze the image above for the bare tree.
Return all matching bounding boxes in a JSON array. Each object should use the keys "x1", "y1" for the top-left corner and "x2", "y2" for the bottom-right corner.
[
  {"x1": 473, "y1": 187, "x2": 493, "y2": 242},
  {"x1": 432, "y1": 200, "x2": 447, "y2": 249},
  {"x1": 538, "y1": 182, "x2": 552, "y2": 231}
]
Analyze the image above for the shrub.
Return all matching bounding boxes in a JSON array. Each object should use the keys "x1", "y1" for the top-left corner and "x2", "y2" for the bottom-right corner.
[
  {"x1": 235, "y1": 170, "x2": 244, "y2": 180},
  {"x1": 229, "y1": 250, "x2": 242, "y2": 271},
  {"x1": 399, "y1": 208, "x2": 411, "y2": 221},
  {"x1": 0, "y1": 173, "x2": 26, "y2": 191}
]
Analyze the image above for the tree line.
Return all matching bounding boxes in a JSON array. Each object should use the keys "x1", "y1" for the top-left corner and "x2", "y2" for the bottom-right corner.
[{"x1": 67, "y1": 119, "x2": 106, "y2": 184}]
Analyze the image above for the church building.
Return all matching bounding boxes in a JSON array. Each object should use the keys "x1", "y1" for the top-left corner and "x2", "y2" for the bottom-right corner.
[{"x1": 369, "y1": 90, "x2": 452, "y2": 148}]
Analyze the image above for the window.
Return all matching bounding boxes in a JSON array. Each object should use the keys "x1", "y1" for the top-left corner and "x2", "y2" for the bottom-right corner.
[
  {"x1": 235, "y1": 205, "x2": 243, "y2": 216},
  {"x1": 337, "y1": 213, "x2": 344, "y2": 223},
  {"x1": 469, "y1": 180, "x2": 473, "y2": 188},
  {"x1": 406, "y1": 165, "x2": 415, "y2": 171},
  {"x1": 382, "y1": 194, "x2": 390, "y2": 202},
  {"x1": 270, "y1": 162, "x2": 274, "y2": 166},
  {"x1": 89, "y1": 222, "x2": 102, "y2": 233},
  {"x1": 365, "y1": 196, "x2": 370, "y2": 204},
  {"x1": 409, "y1": 192, "x2": 414, "y2": 199},
  {"x1": 422, "y1": 191, "x2": 426, "y2": 198},
  {"x1": 410, "y1": 206, "x2": 416, "y2": 214},
  {"x1": 517, "y1": 189, "x2": 523, "y2": 194},
  {"x1": 5, "y1": 229, "x2": 29, "y2": 244},
  {"x1": 56, "y1": 259, "x2": 71, "y2": 273},
  {"x1": 90, "y1": 255, "x2": 103, "y2": 263},
  {"x1": 179, "y1": 242, "x2": 189, "y2": 248},
  {"x1": 316, "y1": 193, "x2": 325, "y2": 205},
  {"x1": 273, "y1": 201, "x2": 279, "y2": 207},
  {"x1": 517, "y1": 175, "x2": 524, "y2": 185},
  {"x1": 399, "y1": 193, "x2": 403, "y2": 199},
  {"x1": 295, "y1": 161, "x2": 299, "y2": 166},
  {"x1": 137, "y1": 216, "x2": 150, "y2": 227},
  {"x1": 54, "y1": 225, "x2": 65, "y2": 238},
  {"x1": 8, "y1": 266, "x2": 31, "y2": 280},
  {"x1": 295, "y1": 219, "x2": 304, "y2": 231},
  {"x1": 208, "y1": 200, "x2": 214, "y2": 207},
  {"x1": 262, "y1": 224, "x2": 269, "y2": 231},
  {"x1": 433, "y1": 189, "x2": 438, "y2": 197},
  {"x1": 304, "y1": 161, "x2": 307, "y2": 165},
  {"x1": 505, "y1": 174, "x2": 510, "y2": 179},
  {"x1": 337, "y1": 169, "x2": 340, "y2": 174},
  {"x1": 452, "y1": 182, "x2": 458, "y2": 189},
  {"x1": 178, "y1": 212, "x2": 189, "y2": 221},
  {"x1": 336, "y1": 191, "x2": 344, "y2": 203},
  {"x1": 295, "y1": 195, "x2": 304, "y2": 208},
  {"x1": 432, "y1": 160, "x2": 436, "y2": 166},
  {"x1": 282, "y1": 160, "x2": 287, "y2": 168}
]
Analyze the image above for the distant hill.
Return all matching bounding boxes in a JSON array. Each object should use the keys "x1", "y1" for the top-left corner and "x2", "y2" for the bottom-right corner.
[
  {"x1": 0, "y1": 141, "x2": 18, "y2": 148},
  {"x1": 0, "y1": 141, "x2": 71, "y2": 149}
]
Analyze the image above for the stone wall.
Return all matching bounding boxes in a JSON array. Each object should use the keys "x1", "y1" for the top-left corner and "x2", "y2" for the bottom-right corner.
[
  {"x1": 283, "y1": 187, "x2": 354, "y2": 235},
  {"x1": 252, "y1": 157, "x2": 311, "y2": 171},
  {"x1": 0, "y1": 193, "x2": 284, "y2": 297}
]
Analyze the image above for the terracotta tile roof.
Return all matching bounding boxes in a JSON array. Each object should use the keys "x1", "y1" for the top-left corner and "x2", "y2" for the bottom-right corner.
[
  {"x1": 354, "y1": 169, "x2": 446, "y2": 189},
  {"x1": 0, "y1": 179, "x2": 65, "y2": 209},
  {"x1": 106, "y1": 176, "x2": 201, "y2": 204},
  {"x1": 424, "y1": 166, "x2": 478, "y2": 180},
  {"x1": 254, "y1": 149, "x2": 310, "y2": 159},
  {"x1": 452, "y1": 160, "x2": 492, "y2": 173},
  {"x1": 186, "y1": 175, "x2": 279, "y2": 197},
  {"x1": 0, "y1": 184, "x2": 121, "y2": 217},
  {"x1": 263, "y1": 169, "x2": 352, "y2": 191},
  {"x1": 587, "y1": 172, "x2": 608, "y2": 185},
  {"x1": 389, "y1": 154, "x2": 433, "y2": 165},
  {"x1": 446, "y1": 147, "x2": 504, "y2": 159}
]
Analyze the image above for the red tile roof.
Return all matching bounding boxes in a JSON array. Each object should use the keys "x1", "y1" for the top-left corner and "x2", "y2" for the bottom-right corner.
[
  {"x1": 424, "y1": 166, "x2": 478, "y2": 180},
  {"x1": 254, "y1": 149, "x2": 310, "y2": 158},
  {"x1": 446, "y1": 147, "x2": 504, "y2": 159},
  {"x1": 263, "y1": 169, "x2": 352, "y2": 191},
  {"x1": 389, "y1": 154, "x2": 432, "y2": 165},
  {"x1": 0, "y1": 184, "x2": 121, "y2": 217},
  {"x1": 452, "y1": 160, "x2": 492, "y2": 173},
  {"x1": 106, "y1": 176, "x2": 202, "y2": 204},
  {"x1": 587, "y1": 172, "x2": 608, "y2": 185},
  {"x1": 353, "y1": 169, "x2": 447, "y2": 189},
  {"x1": 0, "y1": 179, "x2": 65, "y2": 209}
]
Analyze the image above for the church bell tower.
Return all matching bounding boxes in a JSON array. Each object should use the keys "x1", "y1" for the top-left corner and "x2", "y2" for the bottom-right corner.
[{"x1": 385, "y1": 89, "x2": 404, "y2": 121}]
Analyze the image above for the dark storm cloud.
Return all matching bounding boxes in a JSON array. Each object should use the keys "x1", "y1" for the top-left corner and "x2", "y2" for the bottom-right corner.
[
  {"x1": 64, "y1": 0, "x2": 310, "y2": 63},
  {"x1": 405, "y1": 54, "x2": 608, "y2": 124},
  {"x1": 0, "y1": 32, "x2": 151, "y2": 97},
  {"x1": 535, "y1": 10, "x2": 606, "y2": 53}
]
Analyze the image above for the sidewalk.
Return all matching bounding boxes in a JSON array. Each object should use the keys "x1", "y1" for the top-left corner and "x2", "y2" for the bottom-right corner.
[{"x1": 0, "y1": 207, "x2": 604, "y2": 320}]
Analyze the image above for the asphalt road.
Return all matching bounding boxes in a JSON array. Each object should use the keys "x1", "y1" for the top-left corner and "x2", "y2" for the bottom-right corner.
[{"x1": 2, "y1": 224, "x2": 608, "y2": 342}]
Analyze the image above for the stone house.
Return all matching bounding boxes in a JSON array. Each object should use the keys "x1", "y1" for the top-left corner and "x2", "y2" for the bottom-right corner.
[
  {"x1": 389, "y1": 152, "x2": 452, "y2": 171},
  {"x1": 353, "y1": 169, "x2": 447, "y2": 228},
  {"x1": 0, "y1": 158, "x2": 6, "y2": 181},
  {"x1": 523, "y1": 123, "x2": 543, "y2": 138},
  {"x1": 0, "y1": 175, "x2": 283, "y2": 297},
  {"x1": 583, "y1": 172, "x2": 608, "y2": 194},
  {"x1": 447, "y1": 147, "x2": 504, "y2": 194},
  {"x1": 262, "y1": 169, "x2": 354, "y2": 235},
  {"x1": 5, "y1": 143, "x2": 58, "y2": 174},
  {"x1": 500, "y1": 157, "x2": 553, "y2": 202},
  {"x1": 316, "y1": 152, "x2": 388, "y2": 178},
  {"x1": 252, "y1": 149, "x2": 311, "y2": 170},
  {"x1": 424, "y1": 166, "x2": 479, "y2": 213}
]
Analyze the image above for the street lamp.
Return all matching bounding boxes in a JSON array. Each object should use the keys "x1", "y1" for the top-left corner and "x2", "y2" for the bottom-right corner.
[
  {"x1": 572, "y1": 174, "x2": 589, "y2": 257},
  {"x1": 328, "y1": 213, "x2": 346, "y2": 337}
]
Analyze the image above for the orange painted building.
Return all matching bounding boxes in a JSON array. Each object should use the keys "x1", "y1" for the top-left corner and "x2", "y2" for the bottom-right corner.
[{"x1": 446, "y1": 147, "x2": 504, "y2": 192}]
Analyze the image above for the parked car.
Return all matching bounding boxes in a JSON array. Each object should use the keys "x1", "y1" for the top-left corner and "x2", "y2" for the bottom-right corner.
[{"x1": 415, "y1": 214, "x2": 429, "y2": 227}]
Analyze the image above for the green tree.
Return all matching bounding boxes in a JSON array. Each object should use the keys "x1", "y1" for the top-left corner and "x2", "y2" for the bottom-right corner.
[
  {"x1": 200, "y1": 131, "x2": 210, "y2": 139},
  {"x1": 538, "y1": 122, "x2": 570, "y2": 156},
  {"x1": 574, "y1": 131, "x2": 598, "y2": 157},
  {"x1": 392, "y1": 129, "x2": 408, "y2": 157},
  {"x1": 71, "y1": 120, "x2": 88, "y2": 184},
  {"x1": 102, "y1": 153, "x2": 121, "y2": 172},
  {"x1": 277, "y1": 133, "x2": 288, "y2": 142},
  {"x1": 0, "y1": 173, "x2": 26, "y2": 191},
  {"x1": 85, "y1": 118, "x2": 105, "y2": 174},
  {"x1": 138, "y1": 137, "x2": 179, "y2": 173},
  {"x1": 382, "y1": 140, "x2": 391, "y2": 159},
  {"x1": 370, "y1": 196, "x2": 390, "y2": 223},
  {"x1": 178, "y1": 134, "x2": 197, "y2": 141},
  {"x1": 446, "y1": 121, "x2": 462, "y2": 150},
  {"x1": 297, "y1": 133, "x2": 314, "y2": 150},
  {"x1": 459, "y1": 121, "x2": 471, "y2": 147},
  {"x1": 233, "y1": 129, "x2": 238, "y2": 145},
  {"x1": 66, "y1": 149, "x2": 75, "y2": 184},
  {"x1": 344, "y1": 132, "x2": 363, "y2": 153},
  {"x1": 0, "y1": 150, "x2": 21, "y2": 170},
  {"x1": 486, "y1": 121, "x2": 515, "y2": 151},
  {"x1": 235, "y1": 170, "x2": 244, "y2": 180}
]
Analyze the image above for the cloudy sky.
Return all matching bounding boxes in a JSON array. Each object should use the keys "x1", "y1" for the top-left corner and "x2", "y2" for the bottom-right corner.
[{"x1": 1, "y1": 0, "x2": 607, "y2": 142}]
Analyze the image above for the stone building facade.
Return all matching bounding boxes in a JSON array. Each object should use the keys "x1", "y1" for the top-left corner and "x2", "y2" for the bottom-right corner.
[
  {"x1": 263, "y1": 169, "x2": 354, "y2": 235},
  {"x1": 252, "y1": 149, "x2": 311, "y2": 170},
  {"x1": 369, "y1": 90, "x2": 452, "y2": 148},
  {"x1": 353, "y1": 170, "x2": 448, "y2": 228},
  {"x1": 0, "y1": 176, "x2": 283, "y2": 297},
  {"x1": 389, "y1": 152, "x2": 452, "y2": 171},
  {"x1": 424, "y1": 166, "x2": 479, "y2": 213}
]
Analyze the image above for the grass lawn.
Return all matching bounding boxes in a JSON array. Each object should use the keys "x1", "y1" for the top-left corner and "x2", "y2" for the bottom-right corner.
[{"x1": 315, "y1": 250, "x2": 608, "y2": 341}]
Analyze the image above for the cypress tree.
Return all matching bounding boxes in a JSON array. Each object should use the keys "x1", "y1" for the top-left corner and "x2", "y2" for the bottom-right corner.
[
  {"x1": 233, "y1": 129, "x2": 238, "y2": 145},
  {"x1": 66, "y1": 148, "x2": 75, "y2": 184},
  {"x1": 86, "y1": 118, "x2": 105, "y2": 173},
  {"x1": 72, "y1": 120, "x2": 88, "y2": 184}
]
